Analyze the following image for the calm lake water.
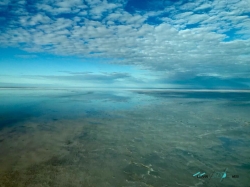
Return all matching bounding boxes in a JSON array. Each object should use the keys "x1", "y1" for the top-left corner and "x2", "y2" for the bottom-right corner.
[{"x1": 0, "y1": 88, "x2": 249, "y2": 187}]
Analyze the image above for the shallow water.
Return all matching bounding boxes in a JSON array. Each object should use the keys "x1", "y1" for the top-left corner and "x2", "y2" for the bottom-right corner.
[{"x1": 0, "y1": 88, "x2": 249, "y2": 187}]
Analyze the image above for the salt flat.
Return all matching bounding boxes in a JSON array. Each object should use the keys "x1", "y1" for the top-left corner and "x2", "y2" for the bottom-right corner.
[{"x1": 0, "y1": 89, "x2": 249, "y2": 187}]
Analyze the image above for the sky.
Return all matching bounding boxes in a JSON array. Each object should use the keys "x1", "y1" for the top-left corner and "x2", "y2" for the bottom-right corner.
[{"x1": 0, "y1": 0, "x2": 250, "y2": 89}]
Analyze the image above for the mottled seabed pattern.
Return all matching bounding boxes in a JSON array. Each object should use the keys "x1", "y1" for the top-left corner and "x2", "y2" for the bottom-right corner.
[{"x1": 0, "y1": 89, "x2": 249, "y2": 187}]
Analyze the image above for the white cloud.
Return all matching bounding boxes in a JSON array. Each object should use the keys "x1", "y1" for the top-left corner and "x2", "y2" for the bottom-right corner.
[
  {"x1": 0, "y1": 0, "x2": 250, "y2": 81},
  {"x1": 20, "y1": 14, "x2": 52, "y2": 26},
  {"x1": 186, "y1": 14, "x2": 210, "y2": 24},
  {"x1": 194, "y1": 3, "x2": 212, "y2": 11},
  {"x1": 56, "y1": 0, "x2": 82, "y2": 8}
]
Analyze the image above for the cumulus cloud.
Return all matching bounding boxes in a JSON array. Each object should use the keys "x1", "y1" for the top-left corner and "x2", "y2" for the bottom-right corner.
[
  {"x1": 0, "y1": 0, "x2": 250, "y2": 85},
  {"x1": 194, "y1": 3, "x2": 212, "y2": 11}
]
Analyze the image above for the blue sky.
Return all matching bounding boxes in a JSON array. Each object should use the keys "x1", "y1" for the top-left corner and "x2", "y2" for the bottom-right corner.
[{"x1": 0, "y1": 0, "x2": 250, "y2": 89}]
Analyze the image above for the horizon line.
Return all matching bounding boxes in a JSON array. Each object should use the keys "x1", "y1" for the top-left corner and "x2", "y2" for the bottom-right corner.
[{"x1": 0, "y1": 87, "x2": 250, "y2": 92}]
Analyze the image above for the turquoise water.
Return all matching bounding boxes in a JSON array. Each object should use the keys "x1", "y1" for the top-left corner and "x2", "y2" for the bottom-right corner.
[{"x1": 0, "y1": 89, "x2": 249, "y2": 187}]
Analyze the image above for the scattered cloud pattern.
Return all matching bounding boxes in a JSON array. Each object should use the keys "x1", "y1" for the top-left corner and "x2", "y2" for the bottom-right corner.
[{"x1": 0, "y1": 0, "x2": 250, "y2": 88}]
